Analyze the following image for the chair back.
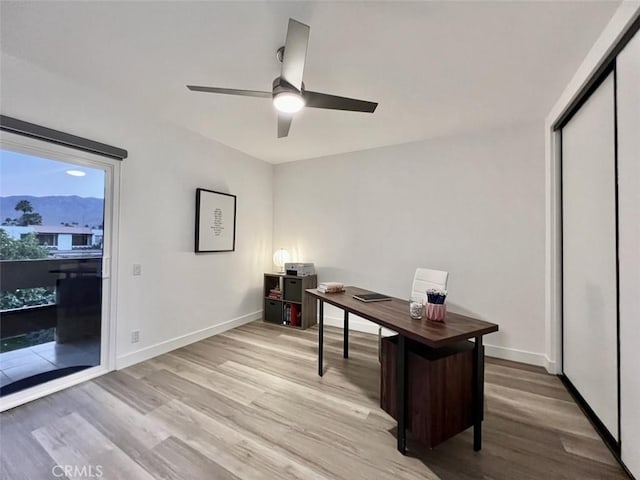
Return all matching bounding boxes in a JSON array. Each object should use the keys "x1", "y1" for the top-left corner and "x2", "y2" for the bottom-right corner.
[{"x1": 411, "y1": 268, "x2": 448, "y2": 302}]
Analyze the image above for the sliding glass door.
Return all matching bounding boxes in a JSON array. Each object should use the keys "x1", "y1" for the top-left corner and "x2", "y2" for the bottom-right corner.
[{"x1": 0, "y1": 135, "x2": 116, "y2": 402}]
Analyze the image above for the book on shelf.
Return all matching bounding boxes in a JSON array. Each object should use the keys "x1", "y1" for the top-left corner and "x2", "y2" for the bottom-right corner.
[
  {"x1": 284, "y1": 304, "x2": 291, "y2": 325},
  {"x1": 268, "y1": 287, "x2": 282, "y2": 299},
  {"x1": 290, "y1": 303, "x2": 300, "y2": 327}
]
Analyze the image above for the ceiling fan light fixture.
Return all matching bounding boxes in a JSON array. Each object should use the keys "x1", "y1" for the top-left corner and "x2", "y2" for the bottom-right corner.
[
  {"x1": 273, "y1": 92, "x2": 305, "y2": 113},
  {"x1": 187, "y1": 18, "x2": 378, "y2": 138}
]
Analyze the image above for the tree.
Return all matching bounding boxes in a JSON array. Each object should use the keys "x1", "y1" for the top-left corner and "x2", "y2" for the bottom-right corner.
[
  {"x1": 18, "y1": 212, "x2": 43, "y2": 226},
  {"x1": 0, "y1": 230, "x2": 48, "y2": 260},
  {"x1": 0, "y1": 287, "x2": 56, "y2": 312},
  {"x1": 0, "y1": 229, "x2": 52, "y2": 316},
  {"x1": 15, "y1": 199, "x2": 34, "y2": 214},
  {"x1": 13, "y1": 200, "x2": 42, "y2": 226}
]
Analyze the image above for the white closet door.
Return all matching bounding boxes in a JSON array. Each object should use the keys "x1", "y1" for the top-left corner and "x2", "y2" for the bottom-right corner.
[
  {"x1": 562, "y1": 73, "x2": 618, "y2": 440},
  {"x1": 617, "y1": 30, "x2": 640, "y2": 478}
]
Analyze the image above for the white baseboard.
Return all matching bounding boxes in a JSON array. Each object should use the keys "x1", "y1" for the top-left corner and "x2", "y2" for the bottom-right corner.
[
  {"x1": 323, "y1": 315, "x2": 547, "y2": 368},
  {"x1": 483, "y1": 344, "x2": 546, "y2": 367},
  {"x1": 544, "y1": 355, "x2": 558, "y2": 374},
  {"x1": 116, "y1": 310, "x2": 262, "y2": 369},
  {"x1": 324, "y1": 315, "x2": 381, "y2": 335}
]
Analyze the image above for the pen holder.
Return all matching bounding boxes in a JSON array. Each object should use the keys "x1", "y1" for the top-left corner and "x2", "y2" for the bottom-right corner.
[
  {"x1": 409, "y1": 296, "x2": 424, "y2": 319},
  {"x1": 426, "y1": 302, "x2": 446, "y2": 322}
]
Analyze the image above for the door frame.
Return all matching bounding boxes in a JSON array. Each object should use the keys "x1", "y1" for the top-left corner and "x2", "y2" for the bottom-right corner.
[
  {"x1": 0, "y1": 131, "x2": 120, "y2": 411},
  {"x1": 544, "y1": 6, "x2": 640, "y2": 473}
]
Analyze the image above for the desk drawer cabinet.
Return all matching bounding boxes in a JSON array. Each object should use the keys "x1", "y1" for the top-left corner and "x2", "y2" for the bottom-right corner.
[{"x1": 380, "y1": 335, "x2": 474, "y2": 448}]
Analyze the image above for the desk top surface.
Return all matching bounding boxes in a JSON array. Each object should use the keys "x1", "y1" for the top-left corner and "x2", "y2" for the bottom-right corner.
[{"x1": 306, "y1": 286, "x2": 498, "y2": 348}]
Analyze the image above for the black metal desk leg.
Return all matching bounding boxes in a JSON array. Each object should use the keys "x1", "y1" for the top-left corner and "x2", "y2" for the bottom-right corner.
[
  {"x1": 343, "y1": 311, "x2": 349, "y2": 358},
  {"x1": 318, "y1": 300, "x2": 324, "y2": 377},
  {"x1": 397, "y1": 335, "x2": 407, "y2": 454},
  {"x1": 473, "y1": 335, "x2": 485, "y2": 451}
]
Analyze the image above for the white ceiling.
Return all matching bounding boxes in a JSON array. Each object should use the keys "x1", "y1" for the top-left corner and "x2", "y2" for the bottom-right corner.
[{"x1": 0, "y1": 1, "x2": 620, "y2": 163}]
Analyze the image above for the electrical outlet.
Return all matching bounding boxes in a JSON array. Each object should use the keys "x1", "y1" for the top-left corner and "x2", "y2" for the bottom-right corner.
[
  {"x1": 131, "y1": 330, "x2": 140, "y2": 343},
  {"x1": 133, "y1": 264, "x2": 142, "y2": 276}
]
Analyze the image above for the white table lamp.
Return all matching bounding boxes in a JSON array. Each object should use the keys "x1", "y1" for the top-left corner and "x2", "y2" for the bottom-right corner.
[{"x1": 273, "y1": 248, "x2": 290, "y2": 273}]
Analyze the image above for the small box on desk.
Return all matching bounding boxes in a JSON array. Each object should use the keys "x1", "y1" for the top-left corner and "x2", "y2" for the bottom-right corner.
[{"x1": 380, "y1": 335, "x2": 474, "y2": 448}]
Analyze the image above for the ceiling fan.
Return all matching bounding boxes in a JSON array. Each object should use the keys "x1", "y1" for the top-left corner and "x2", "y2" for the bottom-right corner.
[{"x1": 187, "y1": 18, "x2": 378, "y2": 138}]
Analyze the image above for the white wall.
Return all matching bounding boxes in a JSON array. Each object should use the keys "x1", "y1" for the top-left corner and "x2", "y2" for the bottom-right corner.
[
  {"x1": 0, "y1": 226, "x2": 33, "y2": 240},
  {"x1": 0, "y1": 53, "x2": 274, "y2": 367},
  {"x1": 273, "y1": 122, "x2": 545, "y2": 365},
  {"x1": 57, "y1": 233, "x2": 72, "y2": 251},
  {"x1": 617, "y1": 28, "x2": 640, "y2": 480}
]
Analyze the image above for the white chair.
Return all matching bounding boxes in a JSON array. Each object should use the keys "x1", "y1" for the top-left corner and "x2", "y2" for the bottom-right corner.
[{"x1": 378, "y1": 268, "x2": 449, "y2": 360}]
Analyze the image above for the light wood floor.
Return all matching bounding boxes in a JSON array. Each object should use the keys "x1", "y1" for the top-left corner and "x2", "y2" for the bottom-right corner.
[{"x1": 0, "y1": 321, "x2": 627, "y2": 480}]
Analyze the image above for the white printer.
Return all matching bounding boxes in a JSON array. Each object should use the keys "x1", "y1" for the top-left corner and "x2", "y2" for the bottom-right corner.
[{"x1": 285, "y1": 263, "x2": 315, "y2": 277}]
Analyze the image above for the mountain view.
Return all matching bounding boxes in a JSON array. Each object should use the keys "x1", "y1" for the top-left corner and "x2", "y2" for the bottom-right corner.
[{"x1": 0, "y1": 196, "x2": 104, "y2": 228}]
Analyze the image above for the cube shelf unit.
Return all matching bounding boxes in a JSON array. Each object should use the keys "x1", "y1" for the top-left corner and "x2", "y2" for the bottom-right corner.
[{"x1": 263, "y1": 273, "x2": 317, "y2": 329}]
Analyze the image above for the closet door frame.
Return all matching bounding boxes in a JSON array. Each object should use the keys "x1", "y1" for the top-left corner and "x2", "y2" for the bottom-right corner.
[
  {"x1": 547, "y1": 14, "x2": 640, "y2": 379},
  {"x1": 546, "y1": 10, "x2": 640, "y2": 478}
]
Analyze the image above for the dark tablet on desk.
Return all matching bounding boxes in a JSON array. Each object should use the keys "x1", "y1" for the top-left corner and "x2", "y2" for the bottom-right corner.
[{"x1": 353, "y1": 292, "x2": 392, "y2": 302}]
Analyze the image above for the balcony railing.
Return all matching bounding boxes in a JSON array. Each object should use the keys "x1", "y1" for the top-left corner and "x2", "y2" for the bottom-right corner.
[
  {"x1": 1, "y1": 257, "x2": 102, "y2": 341},
  {"x1": 0, "y1": 257, "x2": 102, "y2": 293}
]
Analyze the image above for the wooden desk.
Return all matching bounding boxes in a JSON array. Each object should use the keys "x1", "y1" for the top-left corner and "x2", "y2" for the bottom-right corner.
[{"x1": 306, "y1": 286, "x2": 498, "y2": 454}]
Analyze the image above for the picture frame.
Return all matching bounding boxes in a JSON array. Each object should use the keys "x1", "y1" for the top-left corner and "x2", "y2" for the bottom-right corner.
[{"x1": 195, "y1": 188, "x2": 236, "y2": 253}]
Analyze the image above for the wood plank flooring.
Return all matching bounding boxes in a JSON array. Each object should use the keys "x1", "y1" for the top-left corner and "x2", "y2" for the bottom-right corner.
[{"x1": 0, "y1": 321, "x2": 628, "y2": 480}]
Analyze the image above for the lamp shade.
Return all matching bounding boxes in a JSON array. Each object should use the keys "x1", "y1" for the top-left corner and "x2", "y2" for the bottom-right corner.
[{"x1": 273, "y1": 248, "x2": 290, "y2": 272}]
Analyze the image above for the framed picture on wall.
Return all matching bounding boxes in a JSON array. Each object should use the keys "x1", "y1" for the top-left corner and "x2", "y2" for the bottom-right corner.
[{"x1": 195, "y1": 188, "x2": 237, "y2": 253}]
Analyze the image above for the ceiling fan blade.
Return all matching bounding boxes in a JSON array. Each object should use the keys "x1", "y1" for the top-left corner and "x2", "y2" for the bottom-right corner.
[
  {"x1": 303, "y1": 91, "x2": 378, "y2": 113},
  {"x1": 281, "y1": 19, "x2": 310, "y2": 91},
  {"x1": 277, "y1": 113, "x2": 293, "y2": 138},
  {"x1": 187, "y1": 85, "x2": 272, "y2": 98}
]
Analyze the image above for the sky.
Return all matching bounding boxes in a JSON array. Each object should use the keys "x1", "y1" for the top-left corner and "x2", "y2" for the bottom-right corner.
[{"x1": 0, "y1": 148, "x2": 105, "y2": 198}]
